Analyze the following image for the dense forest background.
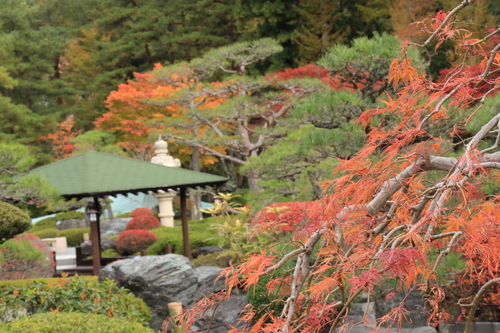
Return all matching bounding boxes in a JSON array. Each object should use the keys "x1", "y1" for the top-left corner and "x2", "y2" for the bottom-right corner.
[{"x1": 2, "y1": 0, "x2": 500, "y2": 215}]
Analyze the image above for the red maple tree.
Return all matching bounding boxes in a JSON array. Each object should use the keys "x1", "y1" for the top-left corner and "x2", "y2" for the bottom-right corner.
[{"x1": 170, "y1": 3, "x2": 500, "y2": 333}]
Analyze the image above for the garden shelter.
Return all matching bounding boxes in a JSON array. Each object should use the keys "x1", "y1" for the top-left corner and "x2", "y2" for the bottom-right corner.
[{"x1": 28, "y1": 150, "x2": 228, "y2": 274}]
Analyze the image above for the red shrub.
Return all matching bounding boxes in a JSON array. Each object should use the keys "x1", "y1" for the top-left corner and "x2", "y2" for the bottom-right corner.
[
  {"x1": 130, "y1": 207, "x2": 154, "y2": 217},
  {"x1": 115, "y1": 229, "x2": 158, "y2": 256},
  {"x1": 125, "y1": 214, "x2": 161, "y2": 230},
  {"x1": 252, "y1": 201, "x2": 324, "y2": 233}
]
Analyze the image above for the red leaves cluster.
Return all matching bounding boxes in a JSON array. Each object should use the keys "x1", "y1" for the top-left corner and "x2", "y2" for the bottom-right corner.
[
  {"x1": 125, "y1": 214, "x2": 161, "y2": 231},
  {"x1": 251, "y1": 201, "x2": 324, "y2": 232},
  {"x1": 380, "y1": 248, "x2": 426, "y2": 280},
  {"x1": 115, "y1": 229, "x2": 158, "y2": 256},
  {"x1": 130, "y1": 207, "x2": 154, "y2": 217},
  {"x1": 126, "y1": 207, "x2": 160, "y2": 230},
  {"x1": 349, "y1": 268, "x2": 381, "y2": 293},
  {"x1": 41, "y1": 116, "x2": 81, "y2": 160}
]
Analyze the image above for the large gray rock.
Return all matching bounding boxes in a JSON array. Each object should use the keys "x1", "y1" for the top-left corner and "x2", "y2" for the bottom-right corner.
[
  {"x1": 80, "y1": 238, "x2": 116, "y2": 257},
  {"x1": 99, "y1": 217, "x2": 131, "y2": 238},
  {"x1": 99, "y1": 254, "x2": 244, "y2": 331}
]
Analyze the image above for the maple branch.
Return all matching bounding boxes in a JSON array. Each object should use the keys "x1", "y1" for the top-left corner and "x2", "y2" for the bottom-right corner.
[
  {"x1": 463, "y1": 277, "x2": 500, "y2": 333},
  {"x1": 430, "y1": 231, "x2": 462, "y2": 274},
  {"x1": 416, "y1": 0, "x2": 473, "y2": 48},
  {"x1": 165, "y1": 134, "x2": 247, "y2": 165},
  {"x1": 481, "y1": 121, "x2": 500, "y2": 153},
  {"x1": 463, "y1": 26, "x2": 500, "y2": 46},
  {"x1": 196, "y1": 115, "x2": 225, "y2": 138},
  {"x1": 419, "y1": 84, "x2": 462, "y2": 130},
  {"x1": 365, "y1": 155, "x2": 458, "y2": 215},
  {"x1": 481, "y1": 42, "x2": 500, "y2": 78}
]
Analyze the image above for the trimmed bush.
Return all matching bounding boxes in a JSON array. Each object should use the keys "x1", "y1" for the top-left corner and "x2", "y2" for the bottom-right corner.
[
  {"x1": 2, "y1": 312, "x2": 154, "y2": 332},
  {"x1": 0, "y1": 202, "x2": 31, "y2": 243},
  {"x1": 0, "y1": 275, "x2": 151, "y2": 326},
  {"x1": 125, "y1": 214, "x2": 161, "y2": 231},
  {"x1": 54, "y1": 211, "x2": 85, "y2": 220},
  {"x1": 29, "y1": 228, "x2": 59, "y2": 239},
  {"x1": 0, "y1": 276, "x2": 98, "y2": 294},
  {"x1": 192, "y1": 252, "x2": 236, "y2": 267},
  {"x1": 115, "y1": 229, "x2": 157, "y2": 256},
  {"x1": 147, "y1": 217, "x2": 224, "y2": 255},
  {"x1": 0, "y1": 233, "x2": 54, "y2": 281},
  {"x1": 56, "y1": 227, "x2": 90, "y2": 246},
  {"x1": 101, "y1": 249, "x2": 119, "y2": 257},
  {"x1": 130, "y1": 207, "x2": 154, "y2": 217},
  {"x1": 29, "y1": 217, "x2": 57, "y2": 232}
]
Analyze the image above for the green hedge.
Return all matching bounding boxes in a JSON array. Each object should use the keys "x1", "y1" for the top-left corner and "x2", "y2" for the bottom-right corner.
[
  {"x1": 1, "y1": 312, "x2": 155, "y2": 333},
  {"x1": 29, "y1": 228, "x2": 60, "y2": 239},
  {"x1": 55, "y1": 228, "x2": 90, "y2": 246},
  {"x1": 29, "y1": 217, "x2": 57, "y2": 232},
  {"x1": 0, "y1": 276, "x2": 97, "y2": 294},
  {"x1": 147, "y1": 217, "x2": 225, "y2": 255},
  {"x1": 0, "y1": 275, "x2": 151, "y2": 326}
]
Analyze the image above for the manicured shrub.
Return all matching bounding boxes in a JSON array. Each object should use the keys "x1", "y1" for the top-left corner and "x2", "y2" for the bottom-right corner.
[
  {"x1": 54, "y1": 211, "x2": 85, "y2": 220},
  {"x1": 56, "y1": 227, "x2": 90, "y2": 246},
  {"x1": 29, "y1": 216, "x2": 57, "y2": 232},
  {"x1": 125, "y1": 214, "x2": 161, "y2": 231},
  {"x1": 2, "y1": 312, "x2": 154, "y2": 332},
  {"x1": 101, "y1": 248, "x2": 119, "y2": 257},
  {"x1": 0, "y1": 276, "x2": 98, "y2": 294},
  {"x1": 30, "y1": 228, "x2": 59, "y2": 239},
  {"x1": 147, "y1": 218, "x2": 224, "y2": 255},
  {"x1": 115, "y1": 229, "x2": 158, "y2": 256},
  {"x1": 191, "y1": 252, "x2": 236, "y2": 267},
  {"x1": 0, "y1": 275, "x2": 151, "y2": 326},
  {"x1": 0, "y1": 201, "x2": 31, "y2": 243},
  {"x1": 130, "y1": 207, "x2": 154, "y2": 217},
  {"x1": 0, "y1": 233, "x2": 54, "y2": 281}
]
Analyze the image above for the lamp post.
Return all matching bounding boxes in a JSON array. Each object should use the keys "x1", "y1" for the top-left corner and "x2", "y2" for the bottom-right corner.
[{"x1": 85, "y1": 198, "x2": 102, "y2": 275}]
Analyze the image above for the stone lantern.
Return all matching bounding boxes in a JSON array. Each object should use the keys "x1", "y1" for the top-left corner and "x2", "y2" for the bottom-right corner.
[{"x1": 151, "y1": 137, "x2": 181, "y2": 227}]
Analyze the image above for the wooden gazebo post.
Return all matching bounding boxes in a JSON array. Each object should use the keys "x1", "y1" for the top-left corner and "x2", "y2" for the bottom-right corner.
[
  {"x1": 180, "y1": 188, "x2": 191, "y2": 259},
  {"x1": 90, "y1": 196, "x2": 102, "y2": 275}
]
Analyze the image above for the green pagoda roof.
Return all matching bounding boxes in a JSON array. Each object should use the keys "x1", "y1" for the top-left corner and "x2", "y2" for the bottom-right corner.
[{"x1": 29, "y1": 150, "x2": 228, "y2": 199}]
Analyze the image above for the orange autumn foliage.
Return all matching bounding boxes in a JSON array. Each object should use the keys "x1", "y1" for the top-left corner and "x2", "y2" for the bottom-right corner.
[
  {"x1": 173, "y1": 4, "x2": 500, "y2": 333},
  {"x1": 95, "y1": 63, "x2": 226, "y2": 163},
  {"x1": 42, "y1": 116, "x2": 81, "y2": 160}
]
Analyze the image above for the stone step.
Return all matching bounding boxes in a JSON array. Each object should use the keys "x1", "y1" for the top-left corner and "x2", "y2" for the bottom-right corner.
[{"x1": 56, "y1": 256, "x2": 76, "y2": 266}]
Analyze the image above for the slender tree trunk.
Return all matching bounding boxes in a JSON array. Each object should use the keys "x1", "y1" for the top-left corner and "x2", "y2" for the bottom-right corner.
[
  {"x1": 321, "y1": 0, "x2": 330, "y2": 50},
  {"x1": 145, "y1": 43, "x2": 152, "y2": 66},
  {"x1": 190, "y1": 118, "x2": 202, "y2": 219},
  {"x1": 25, "y1": 92, "x2": 32, "y2": 110},
  {"x1": 247, "y1": 169, "x2": 260, "y2": 190}
]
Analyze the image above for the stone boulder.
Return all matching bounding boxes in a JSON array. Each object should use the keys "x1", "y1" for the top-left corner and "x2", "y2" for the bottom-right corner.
[
  {"x1": 99, "y1": 254, "x2": 245, "y2": 331},
  {"x1": 80, "y1": 238, "x2": 116, "y2": 257},
  {"x1": 99, "y1": 217, "x2": 131, "y2": 238},
  {"x1": 55, "y1": 218, "x2": 87, "y2": 230}
]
